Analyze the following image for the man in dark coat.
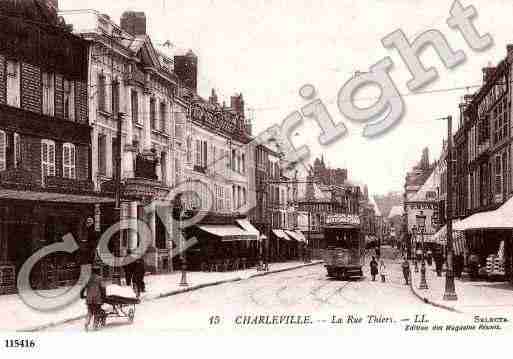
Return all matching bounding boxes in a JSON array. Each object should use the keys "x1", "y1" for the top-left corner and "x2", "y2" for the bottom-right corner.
[
  {"x1": 133, "y1": 258, "x2": 146, "y2": 297},
  {"x1": 401, "y1": 257, "x2": 411, "y2": 285},
  {"x1": 369, "y1": 257, "x2": 378, "y2": 281}
]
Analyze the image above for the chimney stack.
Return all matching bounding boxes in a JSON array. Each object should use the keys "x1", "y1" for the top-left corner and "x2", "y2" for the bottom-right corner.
[
  {"x1": 120, "y1": 11, "x2": 147, "y2": 36},
  {"x1": 230, "y1": 93, "x2": 244, "y2": 117},
  {"x1": 174, "y1": 50, "x2": 198, "y2": 92},
  {"x1": 209, "y1": 89, "x2": 218, "y2": 105}
]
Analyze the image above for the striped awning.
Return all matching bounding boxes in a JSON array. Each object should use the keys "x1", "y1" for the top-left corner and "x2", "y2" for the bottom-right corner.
[
  {"x1": 272, "y1": 229, "x2": 292, "y2": 241},
  {"x1": 198, "y1": 225, "x2": 258, "y2": 241},
  {"x1": 285, "y1": 230, "x2": 307, "y2": 243}
]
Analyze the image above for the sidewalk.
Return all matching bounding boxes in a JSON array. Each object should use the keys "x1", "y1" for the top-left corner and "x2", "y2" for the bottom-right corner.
[
  {"x1": 410, "y1": 263, "x2": 513, "y2": 313},
  {"x1": 1, "y1": 260, "x2": 321, "y2": 332}
]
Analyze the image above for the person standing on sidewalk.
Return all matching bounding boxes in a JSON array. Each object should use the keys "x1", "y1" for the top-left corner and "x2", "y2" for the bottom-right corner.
[
  {"x1": 401, "y1": 258, "x2": 411, "y2": 285},
  {"x1": 379, "y1": 259, "x2": 387, "y2": 282},
  {"x1": 80, "y1": 266, "x2": 106, "y2": 331},
  {"x1": 370, "y1": 257, "x2": 378, "y2": 281},
  {"x1": 434, "y1": 250, "x2": 443, "y2": 277}
]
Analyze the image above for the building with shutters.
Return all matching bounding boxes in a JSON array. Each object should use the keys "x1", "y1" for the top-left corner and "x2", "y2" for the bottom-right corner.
[
  {"x1": 175, "y1": 87, "x2": 260, "y2": 270},
  {"x1": 0, "y1": 0, "x2": 105, "y2": 293},
  {"x1": 60, "y1": 9, "x2": 185, "y2": 274}
]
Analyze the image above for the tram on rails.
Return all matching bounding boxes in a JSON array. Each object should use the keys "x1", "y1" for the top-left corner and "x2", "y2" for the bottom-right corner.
[{"x1": 321, "y1": 214, "x2": 364, "y2": 280}]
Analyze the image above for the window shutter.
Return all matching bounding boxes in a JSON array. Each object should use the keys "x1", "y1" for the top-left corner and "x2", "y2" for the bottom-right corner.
[
  {"x1": 203, "y1": 141, "x2": 208, "y2": 168},
  {"x1": 63, "y1": 144, "x2": 70, "y2": 178},
  {"x1": 41, "y1": 141, "x2": 48, "y2": 184},
  {"x1": 70, "y1": 145, "x2": 76, "y2": 179},
  {"x1": 48, "y1": 141, "x2": 55, "y2": 177},
  {"x1": 13, "y1": 133, "x2": 21, "y2": 168},
  {"x1": 0, "y1": 131, "x2": 6, "y2": 171}
]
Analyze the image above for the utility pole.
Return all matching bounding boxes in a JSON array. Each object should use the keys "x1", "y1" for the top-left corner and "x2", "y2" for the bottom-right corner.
[
  {"x1": 443, "y1": 115, "x2": 458, "y2": 300},
  {"x1": 113, "y1": 111, "x2": 124, "y2": 285}
]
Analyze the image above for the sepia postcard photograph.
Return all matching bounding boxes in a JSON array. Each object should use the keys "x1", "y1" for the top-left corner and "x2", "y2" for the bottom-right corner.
[{"x1": 0, "y1": 0, "x2": 512, "y2": 356}]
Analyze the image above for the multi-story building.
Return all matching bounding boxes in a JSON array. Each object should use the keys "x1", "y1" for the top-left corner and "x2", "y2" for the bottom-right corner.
[
  {"x1": 297, "y1": 170, "x2": 361, "y2": 259},
  {"x1": 452, "y1": 46, "x2": 513, "y2": 282},
  {"x1": 0, "y1": 0, "x2": 96, "y2": 293},
  {"x1": 176, "y1": 89, "x2": 261, "y2": 269},
  {"x1": 60, "y1": 9, "x2": 183, "y2": 274}
]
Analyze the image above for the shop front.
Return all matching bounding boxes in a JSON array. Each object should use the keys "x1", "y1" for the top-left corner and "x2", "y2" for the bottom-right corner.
[
  {"x1": 453, "y1": 197, "x2": 513, "y2": 283},
  {"x1": 180, "y1": 214, "x2": 261, "y2": 271},
  {"x1": 0, "y1": 191, "x2": 114, "y2": 294}
]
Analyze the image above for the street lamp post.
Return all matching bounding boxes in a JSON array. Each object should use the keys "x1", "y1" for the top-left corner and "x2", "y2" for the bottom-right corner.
[
  {"x1": 436, "y1": 115, "x2": 458, "y2": 300},
  {"x1": 416, "y1": 211, "x2": 428, "y2": 289},
  {"x1": 412, "y1": 226, "x2": 419, "y2": 273}
]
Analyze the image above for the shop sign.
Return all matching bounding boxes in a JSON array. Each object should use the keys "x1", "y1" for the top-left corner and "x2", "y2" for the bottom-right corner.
[
  {"x1": 191, "y1": 102, "x2": 238, "y2": 135},
  {"x1": 325, "y1": 214, "x2": 360, "y2": 226},
  {"x1": 407, "y1": 202, "x2": 437, "y2": 210}
]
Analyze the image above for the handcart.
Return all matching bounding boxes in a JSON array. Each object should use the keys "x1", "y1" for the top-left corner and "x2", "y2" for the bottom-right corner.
[{"x1": 94, "y1": 295, "x2": 140, "y2": 329}]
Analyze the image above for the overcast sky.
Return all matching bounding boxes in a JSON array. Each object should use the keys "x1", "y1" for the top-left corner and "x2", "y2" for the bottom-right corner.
[{"x1": 63, "y1": 0, "x2": 512, "y2": 195}]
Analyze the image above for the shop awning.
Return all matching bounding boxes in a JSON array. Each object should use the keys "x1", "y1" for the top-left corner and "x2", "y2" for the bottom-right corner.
[
  {"x1": 236, "y1": 219, "x2": 260, "y2": 239},
  {"x1": 272, "y1": 229, "x2": 292, "y2": 241},
  {"x1": 197, "y1": 225, "x2": 258, "y2": 241},
  {"x1": 285, "y1": 230, "x2": 307, "y2": 243},
  {"x1": 454, "y1": 197, "x2": 513, "y2": 230},
  {"x1": 294, "y1": 230, "x2": 307, "y2": 243},
  {"x1": 433, "y1": 221, "x2": 461, "y2": 244}
]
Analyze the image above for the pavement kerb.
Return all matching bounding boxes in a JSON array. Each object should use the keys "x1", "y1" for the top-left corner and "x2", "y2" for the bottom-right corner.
[
  {"x1": 409, "y1": 272, "x2": 462, "y2": 314},
  {"x1": 18, "y1": 261, "x2": 323, "y2": 332}
]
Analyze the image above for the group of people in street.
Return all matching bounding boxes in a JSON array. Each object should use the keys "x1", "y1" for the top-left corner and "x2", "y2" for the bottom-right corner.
[{"x1": 369, "y1": 256, "x2": 387, "y2": 282}]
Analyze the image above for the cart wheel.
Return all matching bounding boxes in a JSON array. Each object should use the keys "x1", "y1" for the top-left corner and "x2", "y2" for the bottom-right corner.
[{"x1": 128, "y1": 308, "x2": 135, "y2": 323}]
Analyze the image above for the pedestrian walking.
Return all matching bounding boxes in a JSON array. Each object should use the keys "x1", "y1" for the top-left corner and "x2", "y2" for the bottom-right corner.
[
  {"x1": 132, "y1": 258, "x2": 146, "y2": 298},
  {"x1": 124, "y1": 252, "x2": 136, "y2": 287},
  {"x1": 379, "y1": 259, "x2": 387, "y2": 282},
  {"x1": 370, "y1": 256, "x2": 378, "y2": 281},
  {"x1": 469, "y1": 253, "x2": 479, "y2": 280},
  {"x1": 80, "y1": 266, "x2": 106, "y2": 331},
  {"x1": 401, "y1": 258, "x2": 411, "y2": 285}
]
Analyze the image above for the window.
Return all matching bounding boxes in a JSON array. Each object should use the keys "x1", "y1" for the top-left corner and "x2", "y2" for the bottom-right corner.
[
  {"x1": 150, "y1": 98, "x2": 156, "y2": 130},
  {"x1": 112, "y1": 80, "x2": 119, "y2": 115},
  {"x1": 202, "y1": 141, "x2": 208, "y2": 168},
  {"x1": 63, "y1": 79, "x2": 75, "y2": 121},
  {"x1": 0, "y1": 130, "x2": 6, "y2": 171},
  {"x1": 41, "y1": 139, "x2": 56, "y2": 184},
  {"x1": 131, "y1": 90, "x2": 139, "y2": 124},
  {"x1": 242, "y1": 153, "x2": 246, "y2": 174},
  {"x1": 174, "y1": 112, "x2": 185, "y2": 140},
  {"x1": 112, "y1": 138, "x2": 118, "y2": 179},
  {"x1": 495, "y1": 156, "x2": 502, "y2": 195},
  {"x1": 161, "y1": 152, "x2": 167, "y2": 184},
  {"x1": 62, "y1": 143, "x2": 76, "y2": 179},
  {"x1": 13, "y1": 133, "x2": 21, "y2": 168},
  {"x1": 502, "y1": 152, "x2": 508, "y2": 197},
  {"x1": 98, "y1": 135, "x2": 107, "y2": 175},
  {"x1": 186, "y1": 136, "x2": 192, "y2": 164},
  {"x1": 98, "y1": 74, "x2": 106, "y2": 112},
  {"x1": 160, "y1": 103, "x2": 167, "y2": 133},
  {"x1": 195, "y1": 139, "x2": 201, "y2": 166},
  {"x1": 42, "y1": 72, "x2": 55, "y2": 116},
  {"x1": 6, "y1": 60, "x2": 20, "y2": 107}
]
